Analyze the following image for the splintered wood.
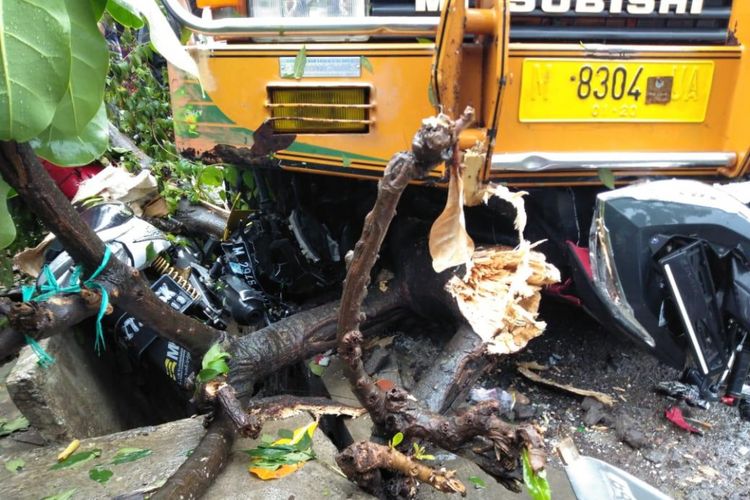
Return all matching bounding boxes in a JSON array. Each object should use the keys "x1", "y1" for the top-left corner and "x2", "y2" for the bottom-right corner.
[
  {"x1": 442, "y1": 146, "x2": 560, "y2": 355},
  {"x1": 447, "y1": 245, "x2": 559, "y2": 355}
]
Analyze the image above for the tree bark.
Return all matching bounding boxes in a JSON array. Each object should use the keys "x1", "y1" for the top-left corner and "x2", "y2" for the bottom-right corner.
[
  {"x1": 150, "y1": 412, "x2": 235, "y2": 500},
  {"x1": 412, "y1": 324, "x2": 491, "y2": 414},
  {"x1": 0, "y1": 141, "x2": 220, "y2": 356},
  {"x1": 108, "y1": 123, "x2": 152, "y2": 170},
  {"x1": 335, "y1": 109, "x2": 547, "y2": 491},
  {"x1": 0, "y1": 293, "x2": 102, "y2": 359},
  {"x1": 229, "y1": 286, "x2": 404, "y2": 399}
]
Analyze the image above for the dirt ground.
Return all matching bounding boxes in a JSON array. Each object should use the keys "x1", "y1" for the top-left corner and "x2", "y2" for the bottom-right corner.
[{"x1": 492, "y1": 300, "x2": 750, "y2": 500}]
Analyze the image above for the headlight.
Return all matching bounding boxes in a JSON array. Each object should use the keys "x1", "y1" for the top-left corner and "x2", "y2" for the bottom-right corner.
[{"x1": 251, "y1": 0, "x2": 366, "y2": 17}]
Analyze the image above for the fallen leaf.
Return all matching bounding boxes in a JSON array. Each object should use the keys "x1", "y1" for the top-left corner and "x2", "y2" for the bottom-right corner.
[
  {"x1": 5, "y1": 458, "x2": 25, "y2": 472},
  {"x1": 249, "y1": 462, "x2": 302, "y2": 480},
  {"x1": 598, "y1": 168, "x2": 616, "y2": 189},
  {"x1": 517, "y1": 365, "x2": 615, "y2": 406},
  {"x1": 429, "y1": 163, "x2": 475, "y2": 273},
  {"x1": 272, "y1": 421, "x2": 317, "y2": 446},
  {"x1": 89, "y1": 467, "x2": 113, "y2": 483},
  {"x1": 308, "y1": 360, "x2": 326, "y2": 377},
  {"x1": 41, "y1": 488, "x2": 77, "y2": 500},
  {"x1": 0, "y1": 416, "x2": 30, "y2": 436},
  {"x1": 111, "y1": 447, "x2": 152, "y2": 465},
  {"x1": 51, "y1": 449, "x2": 102, "y2": 470},
  {"x1": 468, "y1": 475, "x2": 486, "y2": 489}
]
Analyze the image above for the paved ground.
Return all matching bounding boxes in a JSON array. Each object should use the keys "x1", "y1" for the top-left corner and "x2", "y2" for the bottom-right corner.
[{"x1": 494, "y1": 300, "x2": 750, "y2": 500}]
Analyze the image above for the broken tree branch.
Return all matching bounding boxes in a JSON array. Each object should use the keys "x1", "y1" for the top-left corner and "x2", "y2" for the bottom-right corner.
[
  {"x1": 229, "y1": 286, "x2": 404, "y2": 399},
  {"x1": 108, "y1": 123, "x2": 152, "y2": 170},
  {"x1": 336, "y1": 441, "x2": 466, "y2": 496},
  {"x1": 0, "y1": 141, "x2": 220, "y2": 355},
  {"x1": 151, "y1": 412, "x2": 235, "y2": 500},
  {"x1": 335, "y1": 109, "x2": 547, "y2": 490},
  {"x1": 0, "y1": 293, "x2": 103, "y2": 359}
]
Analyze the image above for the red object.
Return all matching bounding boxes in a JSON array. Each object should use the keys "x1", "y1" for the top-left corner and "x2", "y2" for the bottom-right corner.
[
  {"x1": 664, "y1": 406, "x2": 703, "y2": 435},
  {"x1": 721, "y1": 396, "x2": 736, "y2": 406},
  {"x1": 41, "y1": 159, "x2": 102, "y2": 199},
  {"x1": 566, "y1": 241, "x2": 593, "y2": 278},
  {"x1": 375, "y1": 379, "x2": 395, "y2": 392}
]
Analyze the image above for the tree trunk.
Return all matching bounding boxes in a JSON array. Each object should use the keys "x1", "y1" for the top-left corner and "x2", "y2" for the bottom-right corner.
[{"x1": 0, "y1": 141, "x2": 220, "y2": 356}]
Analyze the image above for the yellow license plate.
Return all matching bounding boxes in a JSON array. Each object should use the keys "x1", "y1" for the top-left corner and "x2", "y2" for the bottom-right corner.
[{"x1": 519, "y1": 59, "x2": 714, "y2": 123}]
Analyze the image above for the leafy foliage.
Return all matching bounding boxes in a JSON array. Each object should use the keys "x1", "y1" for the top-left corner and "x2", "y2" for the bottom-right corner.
[
  {"x1": 412, "y1": 442, "x2": 435, "y2": 461},
  {"x1": 51, "y1": 449, "x2": 102, "y2": 470},
  {"x1": 389, "y1": 432, "x2": 404, "y2": 449},
  {"x1": 598, "y1": 168, "x2": 616, "y2": 190},
  {"x1": 197, "y1": 343, "x2": 230, "y2": 383},
  {"x1": 0, "y1": 415, "x2": 29, "y2": 436},
  {"x1": 468, "y1": 475, "x2": 486, "y2": 489},
  {"x1": 111, "y1": 447, "x2": 152, "y2": 464},
  {"x1": 41, "y1": 489, "x2": 77, "y2": 500},
  {"x1": 89, "y1": 467, "x2": 114, "y2": 483},
  {"x1": 5, "y1": 458, "x2": 25, "y2": 473},
  {"x1": 0, "y1": 179, "x2": 16, "y2": 250},
  {"x1": 245, "y1": 422, "x2": 317, "y2": 479},
  {"x1": 0, "y1": 0, "x2": 71, "y2": 142},
  {"x1": 522, "y1": 448, "x2": 551, "y2": 500}
]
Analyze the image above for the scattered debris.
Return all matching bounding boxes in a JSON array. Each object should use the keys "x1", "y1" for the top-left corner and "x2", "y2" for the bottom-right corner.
[
  {"x1": 614, "y1": 412, "x2": 647, "y2": 450},
  {"x1": 469, "y1": 387, "x2": 515, "y2": 412},
  {"x1": 664, "y1": 406, "x2": 703, "y2": 435},
  {"x1": 581, "y1": 397, "x2": 612, "y2": 427},
  {"x1": 245, "y1": 421, "x2": 317, "y2": 480},
  {"x1": 655, "y1": 381, "x2": 710, "y2": 409},
  {"x1": 518, "y1": 364, "x2": 615, "y2": 406},
  {"x1": 57, "y1": 439, "x2": 80, "y2": 462}
]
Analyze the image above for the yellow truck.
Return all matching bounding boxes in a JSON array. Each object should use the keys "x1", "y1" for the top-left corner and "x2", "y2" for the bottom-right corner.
[{"x1": 163, "y1": 0, "x2": 749, "y2": 187}]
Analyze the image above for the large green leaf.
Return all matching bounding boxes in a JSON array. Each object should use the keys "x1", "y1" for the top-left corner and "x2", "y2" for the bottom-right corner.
[
  {"x1": 48, "y1": 0, "x2": 109, "y2": 136},
  {"x1": 106, "y1": 0, "x2": 144, "y2": 29},
  {"x1": 0, "y1": 177, "x2": 15, "y2": 250},
  {"x1": 0, "y1": 0, "x2": 72, "y2": 141},
  {"x1": 91, "y1": 0, "x2": 107, "y2": 20},
  {"x1": 32, "y1": 103, "x2": 109, "y2": 166}
]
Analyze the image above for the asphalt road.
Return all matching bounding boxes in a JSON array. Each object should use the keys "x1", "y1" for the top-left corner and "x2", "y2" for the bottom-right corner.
[{"x1": 492, "y1": 300, "x2": 750, "y2": 500}]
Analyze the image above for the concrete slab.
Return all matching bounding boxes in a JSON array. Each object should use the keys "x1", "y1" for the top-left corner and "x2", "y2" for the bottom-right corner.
[
  {"x1": 0, "y1": 416, "x2": 205, "y2": 499},
  {"x1": 205, "y1": 414, "x2": 373, "y2": 500},
  {"x1": 7, "y1": 334, "x2": 129, "y2": 442}
]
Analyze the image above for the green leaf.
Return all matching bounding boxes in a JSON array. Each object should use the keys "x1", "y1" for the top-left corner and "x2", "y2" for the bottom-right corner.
[
  {"x1": 202, "y1": 343, "x2": 230, "y2": 369},
  {"x1": 0, "y1": 0, "x2": 72, "y2": 141},
  {"x1": 0, "y1": 416, "x2": 29, "y2": 436},
  {"x1": 0, "y1": 177, "x2": 17, "y2": 250},
  {"x1": 5, "y1": 458, "x2": 25, "y2": 472},
  {"x1": 106, "y1": 0, "x2": 144, "y2": 28},
  {"x1": 32, "y1": 102, "x2": 109, "y2": 166},
  {"x1": 598, "y1": 168, "x2": 616, "y2": 190},
  {"x1": 360, "y1": 56, "x2": 373, "y2": 74},
  {"x1": 88, "y1": 467, "x2": 113, "y2": 483},
  {"x1": 206, "y1": 358, "x2": 229, "y2": 375},
  {"x1": 198, "y1": 166, "x2": 224, "y2": 188},
  {"x1": 42, "y1": 488, "x2": 77, "y2": 500},
  {"x1": 390, "y1": 432, "x2": 404, "y2": 448},
  {"x1": 111, "y1": 447, "x2": 152, "y2": 465},
  {"x1": 145, "y1": 242, "x2": 157, "y2": 263},
  {"x1": 51, "y1": 449, "x2": 102, "y2": 470},
  {"x1": 341, "y1": 156, "x2": 352, "y2": 168},
  {"x1": 197, "y1": 368, "x2": 219, "y2": 383},
  {"x1": 308, "y1": 360, "x2": 325, "y2": 377},
  {"x1": 416, "y1": 37, "x2": 433, "y2": 44},
  {"x1": 522, "y1": 449, "x2": 551, "y2": 500},
  {"x1": 293, "y1": 46, "x2": 307, "y2": 79},
  {"x1": 46, "y1": 0, "x2": 109, "y2": 137},
  {"x1": 468, "y1": 476, "x2": 486, "y2": 489},
  {"x1": 90, "y1": 0, "x2": 107, "y2": 20}
]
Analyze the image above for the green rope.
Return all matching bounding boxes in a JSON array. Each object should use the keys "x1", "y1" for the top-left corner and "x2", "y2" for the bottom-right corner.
[
  {"x1": 24, "y1": 335, "x2": 55, "y2": 368},
  {"x1": 22, "y1": 247, "x2": 112, "y2": 358}
]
